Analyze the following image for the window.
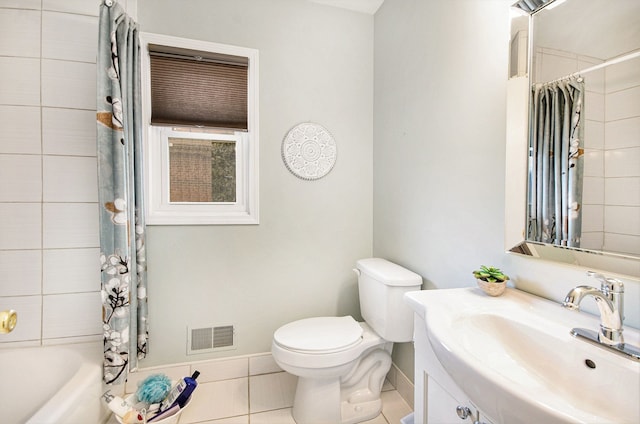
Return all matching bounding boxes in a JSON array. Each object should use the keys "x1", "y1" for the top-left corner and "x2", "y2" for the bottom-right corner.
[{"x1": 141, "y1": 33, "x2": 259, "y2": 225}]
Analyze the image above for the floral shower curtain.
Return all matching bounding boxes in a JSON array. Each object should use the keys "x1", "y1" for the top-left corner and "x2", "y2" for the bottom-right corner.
[
  {"x1": 528, "y1": 77, "x2": 585, "y2": 248},
  {"x1": 97, "y1": 0, "x2": 148, "y2": 384}
]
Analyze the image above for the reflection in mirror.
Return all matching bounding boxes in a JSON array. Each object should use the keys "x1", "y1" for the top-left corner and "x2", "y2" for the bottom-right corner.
[{"x1": 505, "y1": 0, "x2": 640, "y2": 277}]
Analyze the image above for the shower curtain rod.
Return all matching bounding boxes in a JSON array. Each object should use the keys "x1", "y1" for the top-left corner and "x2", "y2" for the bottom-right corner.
[
  {"x1": 538, "y1": 50, "x2": 640, "y2": 86},
  {"x1": 576, "y1": 50, "x2": 640, "y2": 77}
]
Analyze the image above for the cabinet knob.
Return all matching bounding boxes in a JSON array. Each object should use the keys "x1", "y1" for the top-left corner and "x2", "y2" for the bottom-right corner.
[{"x1": 456, "y1": 405, "x2": 472, "y2": 419}]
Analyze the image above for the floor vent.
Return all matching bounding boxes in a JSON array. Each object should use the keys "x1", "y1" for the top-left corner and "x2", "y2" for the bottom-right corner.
[{"x1": 187, "y1": 325, "x2": 236, "y2": 355}]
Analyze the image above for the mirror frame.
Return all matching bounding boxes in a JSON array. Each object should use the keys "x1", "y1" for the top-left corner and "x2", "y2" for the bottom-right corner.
[{"x1": 504, "y1": 2, "x2": 640, "y2": 278}]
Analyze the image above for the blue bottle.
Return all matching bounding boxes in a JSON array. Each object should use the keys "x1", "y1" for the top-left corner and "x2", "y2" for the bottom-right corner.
[{"x1": 159, "y1": 370, "x2": 200, "y2": 412}]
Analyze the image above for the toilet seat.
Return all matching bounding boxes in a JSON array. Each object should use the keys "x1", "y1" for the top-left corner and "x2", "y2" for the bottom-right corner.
[{"x1": 273, "y1": 316, "x2": 363, "y2": 354}]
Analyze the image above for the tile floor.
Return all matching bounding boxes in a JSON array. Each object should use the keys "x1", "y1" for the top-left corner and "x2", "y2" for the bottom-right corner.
[{"x1": 106, "y1": 353, "x2": 413, "y2": 424}]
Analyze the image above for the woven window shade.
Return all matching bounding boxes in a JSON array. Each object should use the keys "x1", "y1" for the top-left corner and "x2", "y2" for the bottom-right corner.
[{"x1": 149, "y1": 50, "x2": 248, "y2": 130}]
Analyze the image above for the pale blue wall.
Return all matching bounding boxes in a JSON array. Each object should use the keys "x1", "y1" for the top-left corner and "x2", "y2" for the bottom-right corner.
[
  {"x1": 138, "y1": 0, "x2": 374, "y2": 366},
  {"x1": 373, "y1": 0, "x2": 640, "y2": 378}
]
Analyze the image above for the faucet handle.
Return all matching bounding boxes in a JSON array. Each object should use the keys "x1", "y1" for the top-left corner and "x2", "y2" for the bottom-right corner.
[{"x1": 587, "y1": 271, "x2": 624, "y2": 294}]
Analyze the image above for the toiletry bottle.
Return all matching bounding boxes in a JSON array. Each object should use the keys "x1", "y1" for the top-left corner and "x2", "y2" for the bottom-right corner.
[
  {"x1": 159, "y1": 370, "x2": 200, "y2": 412},
  {"x1": 102, "y1": 391, "x2": 134, "y2": 417}
]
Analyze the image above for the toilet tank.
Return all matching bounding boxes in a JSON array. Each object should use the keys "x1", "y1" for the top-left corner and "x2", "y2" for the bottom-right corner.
[{"x1": 355, "y1": 258, "x2": 423, "y2": 342}]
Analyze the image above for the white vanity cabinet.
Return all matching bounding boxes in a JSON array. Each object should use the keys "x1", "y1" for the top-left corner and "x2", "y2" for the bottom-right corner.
[{"x1": 413, "y1": 316, "x2": 496, "y2": 424}]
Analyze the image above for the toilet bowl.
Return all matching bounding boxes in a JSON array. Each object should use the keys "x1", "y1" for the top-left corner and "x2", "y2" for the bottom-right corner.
[{"x1": 271, "y1": 258, "x2": 422, "y2": 424}]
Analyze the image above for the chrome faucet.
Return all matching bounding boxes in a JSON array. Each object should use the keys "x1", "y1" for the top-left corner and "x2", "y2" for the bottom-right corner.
[
  {"x1": 563, "y1": 271, "x2": 639, "y2": 361},
  {"x1": 563, "y1": 271, "x2": 624, "y2": 345}
]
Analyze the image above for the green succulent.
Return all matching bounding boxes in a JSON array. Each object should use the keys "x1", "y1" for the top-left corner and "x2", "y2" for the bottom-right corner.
[{"x1": 473, "y1": 265, "x2": 509, "y2": 283}]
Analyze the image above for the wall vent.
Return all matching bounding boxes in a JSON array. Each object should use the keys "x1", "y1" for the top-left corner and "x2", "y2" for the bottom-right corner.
[{"x1": 187, "y1": 324, "x2": 236, "y2": 355}]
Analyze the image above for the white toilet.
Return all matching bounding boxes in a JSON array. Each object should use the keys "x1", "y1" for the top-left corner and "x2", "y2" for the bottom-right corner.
[{"x1": 271, "y1": 258, "x2": 422, "y2": 424}]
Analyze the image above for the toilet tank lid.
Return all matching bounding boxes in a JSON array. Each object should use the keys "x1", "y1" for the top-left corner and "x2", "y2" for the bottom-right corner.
[{"x1": 356, "y1": 258, "x2": 422, "y2": 287}]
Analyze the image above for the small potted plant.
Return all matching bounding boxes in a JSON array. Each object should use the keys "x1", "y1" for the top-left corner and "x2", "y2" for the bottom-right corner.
[{"x1": 473, "y1": 265, "x2": 509, "y2": 296}]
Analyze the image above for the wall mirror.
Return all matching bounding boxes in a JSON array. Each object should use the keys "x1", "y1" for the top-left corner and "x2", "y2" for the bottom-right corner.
[{"x1": 505, "y1": 0, "x2": 640, "y2": 277}]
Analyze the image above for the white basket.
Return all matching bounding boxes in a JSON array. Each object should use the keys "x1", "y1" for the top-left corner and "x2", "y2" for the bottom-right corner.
[{"x1": 114, "y1": 394, "x2": 190, "y2": 424}]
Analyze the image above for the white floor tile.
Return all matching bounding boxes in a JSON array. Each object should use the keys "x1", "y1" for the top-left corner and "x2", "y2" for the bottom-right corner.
[
  {"x1": 380, "y1": 390, "x2": 412, "y2": 424},
  {"x1": 249, "y1": 372, "x2": 297, "y2": 413},
  {"x1": 201, "y1": 415, "x2": 249, "y2": 424},
  {"x1": 180, "y1": 378, "x2": 249, "y2": 423},
  {"x1": 250, "y1": 408, "x2": 297, "y2": 424},
  {"x1": 362, "y1": 413, "x2": 390, "y2": 424}
]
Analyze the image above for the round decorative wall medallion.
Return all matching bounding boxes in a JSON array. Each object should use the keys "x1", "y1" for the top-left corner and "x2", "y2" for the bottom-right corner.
[{"x1": 282, "y1": 122, "x2": 337, "y2": 180}]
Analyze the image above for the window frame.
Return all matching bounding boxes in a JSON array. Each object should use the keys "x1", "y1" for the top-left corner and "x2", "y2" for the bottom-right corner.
[{"x1": 140, "y1": 32, "x2": 259, "y2": 225}]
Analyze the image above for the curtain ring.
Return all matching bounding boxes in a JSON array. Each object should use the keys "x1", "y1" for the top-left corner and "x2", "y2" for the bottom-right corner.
[{"x1": 105, "y1": 0, "x2": 114, "y2": 6}]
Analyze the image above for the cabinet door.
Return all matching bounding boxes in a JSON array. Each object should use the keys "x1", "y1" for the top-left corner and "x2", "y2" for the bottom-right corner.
[{"x1": 426, "y1": 376, "x2": 476, "y2": 423}]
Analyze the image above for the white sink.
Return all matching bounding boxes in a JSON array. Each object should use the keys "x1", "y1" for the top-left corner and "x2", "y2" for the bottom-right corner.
[{"x1": 405, "y1": 288, "x2": 640, "y2": 424}]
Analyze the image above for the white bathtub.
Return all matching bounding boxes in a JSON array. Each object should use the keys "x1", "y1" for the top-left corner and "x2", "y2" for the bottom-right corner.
[{"x1": 0, "y1": 342, "x2": 109, "y2": 424}]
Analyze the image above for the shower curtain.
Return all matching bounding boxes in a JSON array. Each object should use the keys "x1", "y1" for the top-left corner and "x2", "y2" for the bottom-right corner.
[
  {"x1": 97, "y1": 0, "x2": 148, "y2": 384},
  {"x1": 528, "y1": 77, "x2": 585, "y2": 248}
]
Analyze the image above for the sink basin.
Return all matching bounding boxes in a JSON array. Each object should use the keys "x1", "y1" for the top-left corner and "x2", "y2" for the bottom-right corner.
[{"x1": 405, "y1": 288, "x2": 640, "y2": 424}]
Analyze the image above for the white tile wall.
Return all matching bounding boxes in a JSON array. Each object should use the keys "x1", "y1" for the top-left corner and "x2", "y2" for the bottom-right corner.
[
  {"x1": 585, "y1": 91, "x2": 605, "y2": 121},
  {"x1": 581, "y1": 231, "x2": 604, "y2": 251},
  {"x1": 42, "y1": 108, "x2": 97, "y2": 156},
  {"x1": 0, "y1": 203, "x2": 41, "y2": 249},
  {"x1": 605, "y1": 116, "x2": 640, "y2": 150},
  {"x1": 0, "y1": 295, "x2": 42, "y2": 342},
  {"x1": 605, "y1": 206, "x2": 640, "y2": 236},
  {"x1": 43, "y1": 247, "x2": 100, "y2": 294},
  {"x1": 42, "y1": 291, "x2": 102, "y2": 338},
  {"x1": 42, "y1": 59, "x2": 96, "y2": 110},
  {"x1": 0, "y1": 9, "x2": 40, "y2": 57},
  {"x1": 42, "y1": 11, "x2": 98, "y2": 63},
  {"x1": 606, "y1": 86, "x2": 640, "y2": 122},
  {"x1": 0, "y1": 106, "x2": 41, "y2": 154},
  {"x1": 43, "y1": 155, "x2": 98, "y2": 202},
  {"x1": 605, "y1": 177, "x2": 640, "y2": 206},
  {"x1": 604, "y1": 233, "x2": 640, "y2": 256},
  {"x1": 583, "y1": 150, "x2": 604, "y2": 177},
  {"x1": 603, "y1": 54, "x2": 640, "y2": 255},
  {"x1": 197, "y1": 357, "x2": 249, "y2": 382},
  {"x1": 249, "y1": 353, "x2": 283, "y2": 375},
  {"x1": 605, "y1": 56, "x2": 640, "y2": 94},
  {"x1": 43, "y1": 0, "x2": 100, "y2": 16},
  {"x1": 584, "y1": 120, "x2": 604, "y2": 149},
  {"x1": 0, "y1": 154, "x2": 42, "y2": 201},
  {"x1": 605, "y1": 147, "x2": 640, "y2": 178},
  {"x1": 43, "y1": 203, "x2": 99, "y2": 248},
  {"x1": 0, "y1": 0, "x2": 100, "y2": 345},
  {"x1": 581, "y1": 176, "x2": 604, "y2": 205},
  {"x1": 0, "y1": 57, "x2": 40, "y2": 105},
  {"x1": 0, "y1": 0, "x2": 40, "y2": 9},
  {"x1": 581, "y1": 204, "x2": 603, "y2": 233},
  {"x1": 0, "y1": 250, "x2": 42, "y2": 296}
]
